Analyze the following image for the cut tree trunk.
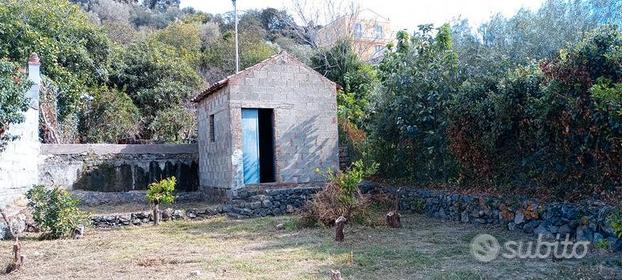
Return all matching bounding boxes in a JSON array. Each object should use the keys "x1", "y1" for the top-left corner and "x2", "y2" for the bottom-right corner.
[
  {"x1": 1, "y1": 210, "x2": 23, "y2": 273},
  {"x1": 153, "y1": 203, "x2": 160, "y2": 225},
  {"x1": 335, "y1": 216, "x2": 347, "y2": 242},
  {"x1": 386, "y1": 211, "x2": 401, "y2": 228}
]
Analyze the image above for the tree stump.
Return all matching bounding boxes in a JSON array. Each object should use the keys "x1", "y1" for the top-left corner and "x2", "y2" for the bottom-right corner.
[
  {"x1": 153, "y1": 203, "x2": 160, "y2": 225},
  {"x1": 335, "y1": 216, "x2": 347, "y2": 242},
  {"x1": 1, "y1": 210, "x2": 24, "y2": 274},
  {"x1": 330, "y1": 270, "x2": 343, "y2": 280},
  {"x1": 386, "y1": 211, "x2": 401, "y2": 228}
]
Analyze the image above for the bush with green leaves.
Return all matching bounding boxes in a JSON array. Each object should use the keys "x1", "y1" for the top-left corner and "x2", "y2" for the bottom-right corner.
[
  {"x1": 147, "y1": 105, "x2": 196, "y2": 143},
  {"x1": 372, "y1": 25, "x2": 459, "y2": 181},
  {"x1": 146, "y1": 177, "x2": 176, "y2": 225},
  {"x1": 310, "y1": 41, "x2": 378, "y2": 130},
  {"x1": 82, "y1": 87, "x2": 141, "y2": 143},
  {"x1": 0, "y1": 0, "x2": 112, "y2": 117},
  {"x1": 26, "y1": 185, "x2": 87, "y2": 239},
  {"x1": 302, "y1": 160, "x2": 379, "y2": 227},
  {"x1": 0, "y1": 59, "x2": 32, "y2": 150},
  {"x1": 109, "y1": 39, "x2": 201, "y2": 133}
]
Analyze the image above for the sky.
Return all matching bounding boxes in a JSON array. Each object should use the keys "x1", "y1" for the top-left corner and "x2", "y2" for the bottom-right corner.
[{"x1": 180, "y1": 0, "x2": 545, "y2": 31}]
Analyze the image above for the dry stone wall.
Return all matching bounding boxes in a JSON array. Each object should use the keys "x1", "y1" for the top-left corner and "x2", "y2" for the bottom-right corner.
[{"x1": 361, "y1": 183, "x2": 622, "y2": 252}]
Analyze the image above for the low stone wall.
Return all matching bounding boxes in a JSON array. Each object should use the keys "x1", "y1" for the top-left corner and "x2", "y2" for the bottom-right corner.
[
  {"x1": 91, "y1": 205, "x2": 224, "y2": 228},
  {"x1": 88, "y1": 186, "x2": 322, "y2": 227},
  {"x1": 363, "y1": 184, "x2": 622, "y2": 252},
  {"x1": 225, "y1": 185, "x2": 322, "y2": 218},
  {"x1": 40, "y1": 144, "x2": 199, "y2": 192}
]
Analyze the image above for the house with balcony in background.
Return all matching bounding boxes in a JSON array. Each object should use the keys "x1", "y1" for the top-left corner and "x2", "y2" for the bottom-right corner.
[{"x1": 316, "y1": 9, "x2": 393, "y2": 62}]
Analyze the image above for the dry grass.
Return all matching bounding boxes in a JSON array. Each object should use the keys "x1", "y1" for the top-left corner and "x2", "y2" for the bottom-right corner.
[{"x1": 1, "y1": 214, "x2": 621, "y2": 279}]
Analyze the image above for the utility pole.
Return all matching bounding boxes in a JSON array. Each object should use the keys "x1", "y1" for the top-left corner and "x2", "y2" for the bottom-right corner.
[{"x1": 233, "y1": 0, "x2": 240, "y2": 73}]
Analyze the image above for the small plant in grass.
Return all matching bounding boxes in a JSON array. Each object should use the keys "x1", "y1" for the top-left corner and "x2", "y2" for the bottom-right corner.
[
  {"x1": 26, "y1": 185, "x2": 87, "y2": 240},
  {"x1": 146, "y1": 177, "x2": 176, "y2": 225}
]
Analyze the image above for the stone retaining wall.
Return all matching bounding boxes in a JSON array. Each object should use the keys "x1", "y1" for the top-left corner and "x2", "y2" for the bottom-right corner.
[
  {"x1": 40, "y1": 144, "x2": 199, "y2": 192},
  {"x1": 363, "y1": 184, "x2": 622, "y2": 252},
  {"x1": 225, "y1": 185, "x2": 321, "y2": 218}
]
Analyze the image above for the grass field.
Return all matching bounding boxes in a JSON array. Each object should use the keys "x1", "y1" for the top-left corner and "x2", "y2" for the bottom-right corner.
[{"x1": 1, "y1": 214, "x2": 621, "y2": 279}]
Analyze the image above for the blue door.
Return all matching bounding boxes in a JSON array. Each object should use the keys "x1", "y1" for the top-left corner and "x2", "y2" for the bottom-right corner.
[{"x1": 242, "y1": 109, "x2": 260, "y2": 184}]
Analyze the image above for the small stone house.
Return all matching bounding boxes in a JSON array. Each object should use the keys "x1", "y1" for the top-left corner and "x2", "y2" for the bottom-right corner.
[{"x1": 192, "y1": 52, "x2": 339, "y2": 196}]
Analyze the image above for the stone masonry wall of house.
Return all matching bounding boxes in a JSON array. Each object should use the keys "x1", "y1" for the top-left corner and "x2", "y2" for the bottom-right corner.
[
  {"x1": 197, "y1": 86, "x2": 233, "y2": 191},
  {"x1": 40, "y1": 144, "x2": 199, "y2": 192},
  {"x1": 227, "y1": 53, "x2": 339, "y2": 189}
]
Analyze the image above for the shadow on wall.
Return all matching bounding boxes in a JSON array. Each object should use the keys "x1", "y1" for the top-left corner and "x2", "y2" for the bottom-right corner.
[
  {"x1": 73, "y1": 160, "x2": 199, "y2": 192},
  {"x1": 278, "y1": 115, "x2": 333, "y2": 183},
  {"x1": 42, "y1": 144, "x2": 200, "y2": 192}
]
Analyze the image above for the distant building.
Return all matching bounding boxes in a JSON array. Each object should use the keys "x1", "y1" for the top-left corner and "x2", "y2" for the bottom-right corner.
[{"x1": 316, "y1": 9, "x2": 393, "y2": 62}]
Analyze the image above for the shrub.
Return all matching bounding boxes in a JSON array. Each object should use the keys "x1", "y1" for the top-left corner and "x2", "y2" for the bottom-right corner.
[
  {"x1": 147, "y1": 105, "x2": 196, "y2": 143},
  {"x1": 146, "y1": 177, "x2": 175, "y2": 225},
  {"x1": 26, "y1": 185, "x2": 87, "y2": 239},
  {"x1": 82, "y1": 87, "x2": 142, "y2": 143},
  {"x1": 301, "y1": 160, "x2": 378, "y2": 227}
]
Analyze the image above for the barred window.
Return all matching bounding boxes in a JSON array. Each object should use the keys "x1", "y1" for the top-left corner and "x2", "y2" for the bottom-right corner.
[{"x1": 209, "y1": 114, "x2": 215, "y2": 142}]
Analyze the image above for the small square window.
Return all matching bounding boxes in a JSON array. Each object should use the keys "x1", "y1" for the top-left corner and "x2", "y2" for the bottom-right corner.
[{"x1": 209, "y1": 114, "x2": 215, "y2": 142}]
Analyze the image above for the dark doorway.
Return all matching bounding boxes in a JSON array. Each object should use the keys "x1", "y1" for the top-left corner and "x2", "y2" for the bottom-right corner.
[{"x1": 258, "y1": 109, "x2": 276, "y2": 183}]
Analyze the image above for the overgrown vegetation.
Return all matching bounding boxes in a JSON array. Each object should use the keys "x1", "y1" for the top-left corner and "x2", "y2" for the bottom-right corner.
[
  {"x1": 146, "y1": 177, "x2": 176, "y2": 225},
  {"x1": 301, "y1": 160, "x2": 379, "y2": 227},
  {"x1": 25, "y1": 185, "x2": 87, "y2": 240},
  {"x1": 368, "y1": 1, "x2": 622, "y2": 200}
]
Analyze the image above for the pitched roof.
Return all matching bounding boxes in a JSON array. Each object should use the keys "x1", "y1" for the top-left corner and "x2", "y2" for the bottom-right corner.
[{"x1": 191, "y1": 51, "x2": 339, "y2": 103}]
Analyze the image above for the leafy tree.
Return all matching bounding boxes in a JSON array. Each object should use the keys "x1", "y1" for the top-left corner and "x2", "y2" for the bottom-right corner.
[
  {"x1": 311, "y1": 41, "x2": 378, "y2": 129},
  {"x1": 0, "y1": 59, "x2": 32, "y2": 150},
  {"x1": 146, "y1": 177, "x2": 175, "y2": 225},
  {"x1": 372, "y1": 26, "x2": 459, "y2": 180},
  {"x1": 0, "y1": 0, "x2": 112, "y2": 118},
  {"x1": 148, "y1": 105, "x2": 196, "y2": 143},
  {"x1": 202, "y1": 23, "x2": 277, "y2": 81},
  {"x1": 109, "y1": 40, "x2": 201, "y2": 132},
  {"x1": 82, "y1": 87, "x2": 141, "y2": 143},
  {"x1": 152, "y1": 21, "x2": 202, "y2": 65}
]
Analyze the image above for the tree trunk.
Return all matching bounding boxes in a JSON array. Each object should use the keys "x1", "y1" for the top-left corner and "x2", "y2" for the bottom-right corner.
[
  {"x1": 153, "y1": 203, "x2": 160, "y2": 225},
  {"x1": 2, "y1": 210, "x2": 23, "y2": 273},
  {"x1": 13, "y1": 242, "x2": 20, "y2": 263},
  {"x1": 335, "y1": 216, "x2": 346, "y2": 242},
  {"x1": 386, "y1": 211, "x2": 401, "y2": 228}
]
